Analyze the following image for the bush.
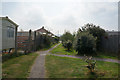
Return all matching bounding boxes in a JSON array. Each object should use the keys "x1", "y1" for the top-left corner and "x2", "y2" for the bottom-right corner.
[
  {"x1": 62, "y1": 40, "x2": 72, "y2": 51},
  {"x1": 81, "y1": 23, "x2": 106, "y2": 51},
  {"x1": 82, "y1": 55, "x2": 96, "y2": 73},
  {"x1": 54, "y1": 36, "x2": 59, "y2": 43},
  {"x1": 73, "y1": 32, "x2": 96, "y2": 55}
]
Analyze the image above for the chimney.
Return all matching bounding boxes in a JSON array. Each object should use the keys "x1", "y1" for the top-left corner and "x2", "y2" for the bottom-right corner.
[
  {"x1": 6, "y1": 16, "x2": 8, "y2": 18},
  {"x1": 42, "y1": 26, "x2": 44, "y2": 29}
]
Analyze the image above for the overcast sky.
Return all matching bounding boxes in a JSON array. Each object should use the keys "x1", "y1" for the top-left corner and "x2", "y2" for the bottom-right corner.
[{"x1": 1, "y1": 0, "x2": 119, "y2": 35}]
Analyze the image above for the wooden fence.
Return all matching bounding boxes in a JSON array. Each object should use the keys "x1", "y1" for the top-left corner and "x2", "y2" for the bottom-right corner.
[
  {"x1": 101, "y1": 35, "x2": 120, "y2": 54},
  {"x1": 17, "y1": 30, "x2": 57, "y2": 53}
]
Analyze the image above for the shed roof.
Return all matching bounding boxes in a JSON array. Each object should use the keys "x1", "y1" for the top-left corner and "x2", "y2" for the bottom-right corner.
[{"x1": 0, "y1": 16, "x2": 19, "y2": 27}]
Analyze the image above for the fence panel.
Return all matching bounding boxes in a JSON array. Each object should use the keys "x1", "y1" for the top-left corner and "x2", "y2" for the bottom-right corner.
[{"x1": 101, "y1": 35, "x2": 120, "y2": 53}]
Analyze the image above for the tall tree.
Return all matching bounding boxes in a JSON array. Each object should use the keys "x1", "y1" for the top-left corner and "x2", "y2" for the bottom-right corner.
[
  {"x1": 81, "y1": 23, "x2": 106, "y2": 51},
  {"x1": 61, "y1": 31, "x2": 74, "y2": 42}
]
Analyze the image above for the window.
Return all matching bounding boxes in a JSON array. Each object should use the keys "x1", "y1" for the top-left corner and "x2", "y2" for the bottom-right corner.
[{"x1": 7, "y1": 26, "x2": 14, "y2": 38}]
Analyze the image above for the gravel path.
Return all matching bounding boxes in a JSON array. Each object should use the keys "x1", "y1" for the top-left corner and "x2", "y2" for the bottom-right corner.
[
  {"x1": 28, "y1": 43, "x2": 61, "y2": 78},
  {"x1": 50, "y1": 54, "x2": 120, "y2": 64}
]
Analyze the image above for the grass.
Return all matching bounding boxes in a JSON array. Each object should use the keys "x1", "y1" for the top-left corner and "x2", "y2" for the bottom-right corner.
[
  {"x1": 2, "y1": 53, "x2": 38, "y2": 78},
  {"x1": 50, "y1": 43, "x2": 77, "y2": 56},
  {"x1": 50, "y1": 43, "x2": 118, "y2": 60},
  {"x1": 95, "y1": 52, "x2": 118, "y2": 60},
  {"x1": 40, "y1": 43, "x2": 59, "y2": 51},
  {"x1": 45, "y1": 55, "x2": 119, "y2": 78}
]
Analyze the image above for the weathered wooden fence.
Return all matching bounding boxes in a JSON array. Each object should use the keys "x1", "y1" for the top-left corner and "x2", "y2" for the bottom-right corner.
[
  {"x1": 17, "y1": 30, "x2": 56, "y2": 53},
  {"x1": 101, "y1": 35, "x2": 120, "y2": 54}
]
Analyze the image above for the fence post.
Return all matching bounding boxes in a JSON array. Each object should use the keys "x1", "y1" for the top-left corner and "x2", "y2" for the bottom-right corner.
[
  {"x1": 34, "y1": 31, "x2": 36, "y2": 51},
  {"x1": 15, "y1": 26, "x2": 18, "y2": 54},
  {"x1": 28, "y1": 29, "x2": 32, "y2": 53}
]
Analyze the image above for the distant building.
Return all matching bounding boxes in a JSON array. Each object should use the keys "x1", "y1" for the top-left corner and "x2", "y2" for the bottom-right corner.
[
  {"x1": 35, "y1": 26, "x2": 54, "y2": 37},
  {"x1": 0, "y1": 16, "x2": 18, "y2": 53}
]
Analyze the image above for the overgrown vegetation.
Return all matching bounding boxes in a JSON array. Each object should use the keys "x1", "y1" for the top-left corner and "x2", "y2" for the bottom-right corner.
[
  {"x1": 60, "y1": 23, "x2": 106, "y2": 55},
  {"x1": 37, "y1": 35, "x2": 59, "y2": 50},
  {"x1": 61, "y1": 31, "x2": 74, "y2": 51}
]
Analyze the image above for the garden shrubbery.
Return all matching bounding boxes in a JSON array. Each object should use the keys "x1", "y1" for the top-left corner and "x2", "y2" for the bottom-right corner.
[
  {"x1": 61, "y1": 31, "x2": 74, "y2": 51},
  {"x1": 61, "y1": 23, "x2": 106, "y2": 55},
  {"x1": 73, "y1": 32, "x2": 96, "y2": 55},
  {"x1": 63, "y1": 40, "x2": 72, "y2": 51},
  {"x1": 81, "y1": 23, "x2": 106, "y2": 51}
]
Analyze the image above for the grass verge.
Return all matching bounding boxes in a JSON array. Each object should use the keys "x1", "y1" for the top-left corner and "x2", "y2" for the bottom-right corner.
[
  {"x1": 50, "y1": 43, "x2": 77, "y2": 56},
  {"x1": 45, "y1": 55, "x2": 119, "y2": 78},
  {"x1": 2, "y1": 53, "x2": 38, "y2": 78},
  {"x1": 50, "y1": 43, "x2": 118, "y2": 60}
]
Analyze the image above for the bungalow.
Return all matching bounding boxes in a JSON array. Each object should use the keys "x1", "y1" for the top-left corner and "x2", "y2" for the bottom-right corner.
[{"x1": 0, "y1": 16, "x2": 18, "y2": 53}]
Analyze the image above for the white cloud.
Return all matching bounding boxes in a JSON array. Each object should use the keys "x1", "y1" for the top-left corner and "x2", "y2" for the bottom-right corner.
[
  {"x1": 49, "y1": 2, "x2": 118, "y2": 34},
  {"x1": 2, "y1": 0, "x2": 119, "y2": 2},
  {"x1": 4, "y1": 3, "x2": 48, "y2": 31},
  {"x1": 2, "y1": 2, "x2": 118, "y2": 35}
]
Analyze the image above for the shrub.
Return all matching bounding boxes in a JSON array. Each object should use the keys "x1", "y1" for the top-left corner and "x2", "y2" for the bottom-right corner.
[
  {"x1": 62, "y1": 40, "x2": 72, "y2": 51},
  {"x1": 54, "y1": 36, "x2": 59, "y2": 43},
  {"x1": 82, "y1": 55, "x2": 96, "y2": 73},
  {"x1": 81, "y1": 23, "x2": 106, "y2": 51},
  {"x1": 65, "y1": 40, "x2": 72, "y2": 51},
  {"x1": 62, "y1": 42, "x2": 67, "y2": 48},
  {"x1": 73, "y1": 32, "x2": 96, "y2": 55}
]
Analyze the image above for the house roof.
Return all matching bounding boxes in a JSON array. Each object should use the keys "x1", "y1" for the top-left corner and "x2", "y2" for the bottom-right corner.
[
  {"x1": 35, "y1": 26, "x2": 54, "y2": 35},
  {"x1": 0, "y1": 16, "x2": 19, "y2": 27}
]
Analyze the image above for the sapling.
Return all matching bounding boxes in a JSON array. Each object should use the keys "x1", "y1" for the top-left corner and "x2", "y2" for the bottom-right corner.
[{"x1": 83, "y1": 54, "x2": 96, "y2": 73}]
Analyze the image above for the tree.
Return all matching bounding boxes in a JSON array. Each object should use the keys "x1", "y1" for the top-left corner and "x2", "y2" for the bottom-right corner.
[
  {"x1": 81, "y1": 23, "x2": 106, "y2": 51},
  {"x1": 61, "y1": 31, "x2": 74, "y2": 51},
  {"x1": 61, "y1": 31, "x2": 74, "y2": 42},
  {"x1": 73, "y1": 32, "x2": 96, "y2": 55},
  {"x1": 65, "y1": 40, "x2": 72, "y2": 51}
]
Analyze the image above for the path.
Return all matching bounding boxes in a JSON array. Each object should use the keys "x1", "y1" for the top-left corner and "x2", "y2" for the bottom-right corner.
[
  {"x1": 49, "y1": 54, "x2": 120, "y2": 64},
  {"x1": 29, "y1": 43, "x2": 61, "y2": 78}
]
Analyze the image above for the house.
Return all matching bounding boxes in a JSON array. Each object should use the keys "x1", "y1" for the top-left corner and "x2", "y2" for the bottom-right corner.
[
  {"x1": 35, "y1": 26, "x2": 54, "y2": 37},
  {"x1": 0, "y1": 16, "x2": 18, "y2": 53}
]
